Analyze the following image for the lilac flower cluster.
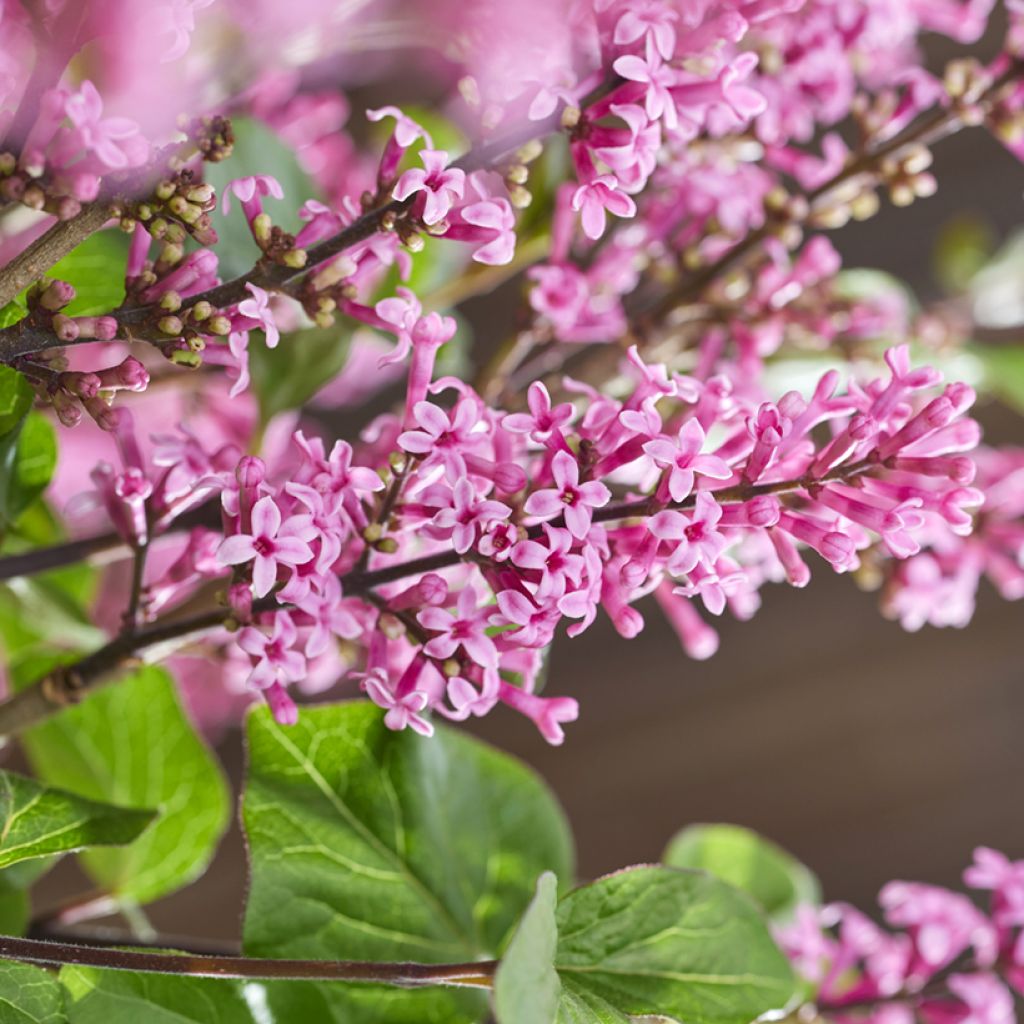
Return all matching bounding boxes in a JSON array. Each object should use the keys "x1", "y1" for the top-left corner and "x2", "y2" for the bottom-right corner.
[
  {"x1": 1, "y1": 0, "x2": 1023, "y2": 741},
  {"x1": 76, "y1": 336, "x2": 983, "y2": 739},
  {"x1": 780, "y1": 848, "x2": 1024, "y2": 1024}
]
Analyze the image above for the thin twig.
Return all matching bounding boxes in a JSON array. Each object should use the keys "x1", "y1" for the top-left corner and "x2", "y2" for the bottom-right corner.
[{"x1": 0, "y1": 934, "x2": 497, "y2": 986}]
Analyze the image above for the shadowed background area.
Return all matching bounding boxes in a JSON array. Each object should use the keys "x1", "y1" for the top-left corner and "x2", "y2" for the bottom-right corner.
[{"x1": 17, "y1": 31, "x2": 1024, "y2": 943}]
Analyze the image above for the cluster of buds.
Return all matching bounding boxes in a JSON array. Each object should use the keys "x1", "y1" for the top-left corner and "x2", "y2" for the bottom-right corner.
[{"x1": 131, "y1": 169, "x2": 219, "y2": 247}]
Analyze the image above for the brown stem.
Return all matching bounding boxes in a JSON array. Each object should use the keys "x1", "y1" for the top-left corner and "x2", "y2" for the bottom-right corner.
[
  {"x1": 0, "y1": 203, "x2": 112, "y2": 312},
  {"x1": 0, "y1": 497, "x2": 222, "y2": 584},
  {"x1": 0, "y1": 82, "x2": 617, "y2": 364},
  {"x1": 642, "y1": 63, "x2": 1023, "y2": 326},
  {"x1": 0, "y1": 934, "x2": 496, "y2": 986},
  {"x1": 0, "y1": 457, "x2": 873, "y2": 739}
]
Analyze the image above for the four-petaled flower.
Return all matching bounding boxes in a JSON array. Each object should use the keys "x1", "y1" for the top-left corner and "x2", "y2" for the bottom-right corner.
[
  {"x1": 393, "y1": 150, "x2": 466, "y2": 225},
  {"x1": 643, "y1": 419, "x2": 732, "y2": 502},
  {"x1": 218, "y1": 495, "x2": 317, "y2": 597},
  {"x1": 238, "y1": 613, "x2": 306, "y2": 690},
  {"x1": 418, "y1": 587, "x2": 499, "y2": 669},
  {"x1": 571, "y1": 176, "x2": 637, "y2": 240},
  {"x1": 236, "y1": 283, "x2": 280, "y2": 349},
  {"x1": 524, "y1": 450, "x2": 611, "y2": 539}
]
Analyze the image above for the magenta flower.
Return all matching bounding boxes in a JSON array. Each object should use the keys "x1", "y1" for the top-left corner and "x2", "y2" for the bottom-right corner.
[
  {"x1": 497, "y1": 681, "x2": 579, "y2": 746},
  {"x1": 643, "y1": 419, "x2": 732, "y2": 502},
  {"x1": 238, "y1": 613, "x2": 306, "y2": 691},
  {"x1": 524, "y1": 450, "x2": 611, "y2": 539},
  {"x1": 360, "y1": 668, "x2": 434, "y2": 737},
  {"x1": 393, "y1": 150, "x2": 466, "y2": 226},
  {"x1": 418, "y1": 588, "x2": 499, "y2": 670},
  {"x1": 154, "y1": 0, "x2": 215, "y2": 62},
  {"x1": 235, "y1": 284, "x2": 279, "y2": 349},
  {"x1": 493, "y1": 589, "x2": 560, "y2": 647},
  {"x1": 63, "y1": 81, "x2": 144, "y2": 170},
  {"x1": 428, "y1": 478, "x2": 511, "y2": 554},
  {"x1": 366, "y1": 106, "x2": 433, "y2": 149},
  {"x1": 650, "y1": 492, "x2": 727, "y2": 575},
  {"x1": 503, "y1": 381, "x2": 574, "y2": 443},
  {"x1": 612, "y1": 42, "x2": 678, "y2": 127},
  {"x1": 613, "y1": 0, "x2": 678, "y2": 59},
  {"x1": 217, "y1": 495, "x2": 317, "y2": 597},
  {"x1": 571, "y1": 176, "x2": 637, "y2": 240},
  {"x1": 398, "y1": 399, "x2": 486, "y2": 477},
  {"x1": 445, "y1": 198, "x2": 517, "y2": 265},
  {"x1": 511, "y1": 525, "x2": 585, "y2": 600},
  {"x1": 296, "y1": 576, "x2": 361, "y2": 659}
]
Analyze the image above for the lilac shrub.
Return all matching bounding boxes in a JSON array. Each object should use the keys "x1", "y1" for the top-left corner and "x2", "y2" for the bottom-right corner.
[{"x1": 0, "y1": 0, "x2": 1020, "y2": 1019}]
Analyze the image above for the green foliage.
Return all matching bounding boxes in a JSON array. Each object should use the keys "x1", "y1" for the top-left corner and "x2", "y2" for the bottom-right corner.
[
  {"x1": 47, "y1": 231, "x2": 129, "y2": 316},
  {"x1": 970, "y1": 344, "x2": 1024, "y2": 414},
  {"x1": 204, "y1": 117, "x2": 318, "y2": 279},
  {"x1": 494, "y1": 872, "x2": 561, "y2": 1024},
  {"x1": 60, "y1": 967, "x2": 255, "y2": 1024},
  {"x1": 663, "y1": 823, "x2": 820, "y2": 922},
  {"x1": 554, "y1": 866, "x2": 797, "y2": 1024},
  {"x1": 0, "y1": 960, "x2": 66, "y2": 1023},
  {"x1": 0, "y1": 769, "x2": 154, "y2": 870},
  {"x1": 20, "y1": 666, "x2": 229, "y2": 906},
  {"x1": 0, "y1": 368, "x2": 32, "y2": 439},
  {"x1": 249, "y1": 325, "x2": 351, "y2": 423},
  {"x1": 934, "y1": 216, "x2": 996, "y2": 294},
  {"x1": 242, "y1": 701, "x2": 573, "y2": 1023},
  {"x1": 0, "y1": 299, "x2": 28, "y2": 330},
  {"x1": 0, "y1": 415, "x2": 57, "y2": 533}
]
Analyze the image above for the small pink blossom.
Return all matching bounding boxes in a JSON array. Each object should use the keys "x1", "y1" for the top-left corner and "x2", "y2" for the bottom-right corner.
[
  {"x1": 238, "y1": 613, "x2": 306, "y2": 692},
  {"x1": 393, "y1": 150, "x2": 466, "y2": 225},
  {"x1": 524, "y1": 450, "x2": 611, "y2": 539},
  {"x1": 236, "y1": 284, "x2": 279, "y2": 349},
  {"x1": 217, "y1": 495, "x2": 316, "y2": 597},
  {"x1": 418, "y1": 587, "x2": 499, "y2": 670},
  {"x1": 643, "y1": 419, "x2": 732, "y2": 502},
  {"x1": 571, "y1": 175, "x2": 637, "y2": 240}
]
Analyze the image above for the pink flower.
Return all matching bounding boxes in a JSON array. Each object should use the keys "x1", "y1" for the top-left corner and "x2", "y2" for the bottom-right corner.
[
  {"x1": 947, "y1": 974, "x2": 1016, "y2": 1024},
  {"x1": 524, "y1": 450, "x2": 611, "y2": 539},
  {"x1": 650, "y1": 492, "x2": 727, "y2": 575},
  {"x1": 393, "y1": 149, "x2": 466, "y2": 226},
  {"x1": 295, "y1": 576, "x2": 360, "y2": 658},
  {"x1": 428, "y1": 478, "x2": 511, "y2": 554},
  {"x1": 511, "y1": 525, "x2": 585, "y2": 599},
  {"x1": 217, "y1": 495, "x2": 317, "y2": 597},
  {"x1": 236, "y1": 284, "x2": 279, "y2": 349},
  {"x1": 357, "y1": 668, "x2": 434, "y2": 737},
  {"x1": 614, "y1": 0, "x2": 678, "y2": 59},
  {"x1": 571, "y1": 175, "x2": 637, "y2": 240},
  {"x1": 418, "y1": 587, "x2": 499, "y2": 669},
  {"x1": 504, "y1": 381, "x2": 574, "y2": 443},
  {"x1": 366, "y1": 106, "x2": 433, "y2": 149},
  {"x1": 643, "y1": 419, "x2": 732, "y2": 502},
  {"x1": 238, "y1": 613, "x2": 306, "y2": 691},
  {"x1": 154, "y1": 0, "x2": 215, "y2": 62},
  {"x1": 613, "y1": 42, "x2": 678, "y2": 127},
  {"x1": 445, "y1": 198, "x2": 517, "y2": 265},
  {"x1": 497, "y1": 681, "x2": 579, "y2": 745},
  {"x1": 398, "y1": 399, "x2": 486, "y2": 478},
  {"x1": 64, "y1": 81, "x2": 145, "y2": 170}
]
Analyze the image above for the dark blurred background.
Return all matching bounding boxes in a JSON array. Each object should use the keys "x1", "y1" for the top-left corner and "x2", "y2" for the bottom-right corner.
[{"x1": 19, "y1": 28, "x2": 1024, "y2": 944}]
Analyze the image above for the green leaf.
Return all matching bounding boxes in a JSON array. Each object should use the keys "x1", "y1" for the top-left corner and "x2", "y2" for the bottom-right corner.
[
  {"x1": 555, "y1": 977, "x2": 629, "y2": 1024},
  {"x1": 60, "y1": 966, "x2": 255, "y2": 1024},
  {"x1": 0, "y1": 960, "x2": 66, "y2": 1023},
  {"x1": 0, "y1": 298, "x2": 28, "y2": 331},
  {"x1": 554, "y1": 866, "x2": 797, "y2": 1024},
  {"x1": 21, "y1": 666, "x2": 229, "y2": 905},
  {"x1": 204, "y1": 117, "x2": 318, "y2": 279},
  {"x1": 47, "y1": 231, "x2": 129, "y2": 316},
  {"x1": 0, "y1": 877, "x2": 29, "y2": 936},
  {"x1": 970, "y1": 344, "x2": 1024, "y2": 414},
  {"x1": 933, "y1": 216, "x2": 995, "y2": 294},
  {"x1": 494, "y1": 872, "x2": 561, "y2": 1024},
  {"x1": 242, "y1": 701, "x2": 574, "y2": 1024},
  {"x1": 248, "y1": 325, "x2": 351, "y2": 423},
  {"x1": 663, "y1": 824, "x2": 820, "y2": 922},
  {"x1": 0, "y1": 415, "x2": 57, "y2": 530},
  {"x1": 0, "y1": 368, "x2": 32, "y2": 439},
  {"x1": 0, "y1": 769, "x2": 154, "y2": 870}
]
